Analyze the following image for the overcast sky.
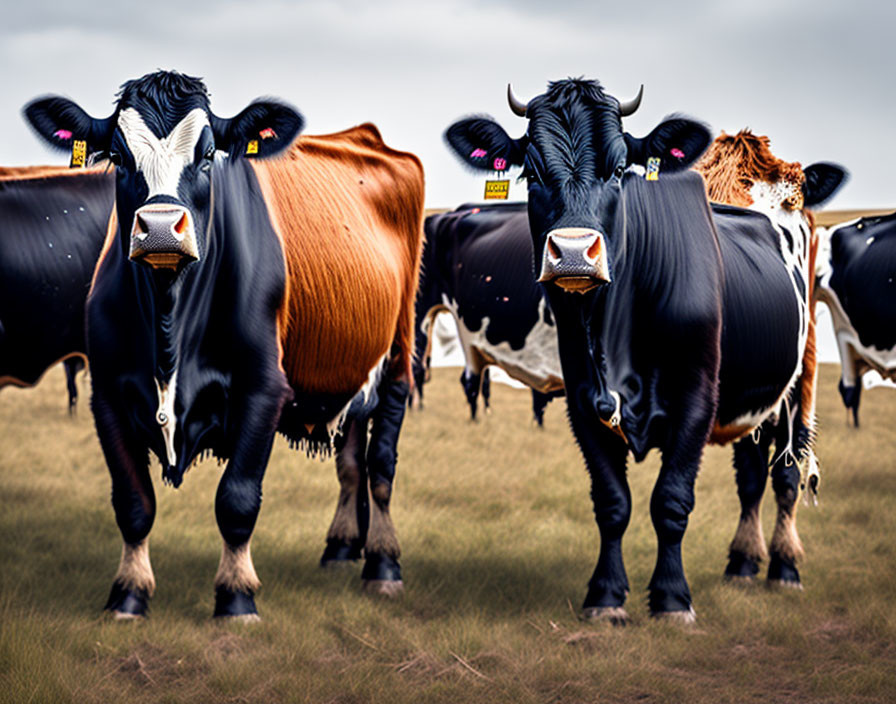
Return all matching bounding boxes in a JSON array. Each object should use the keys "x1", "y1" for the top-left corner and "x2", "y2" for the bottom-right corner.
[
  {"x1": 3, "y1": 0, "x2": 894, "y2": 363},
  {"x1": 3, "y1": 0, "x2": 894, "y2": 209}
]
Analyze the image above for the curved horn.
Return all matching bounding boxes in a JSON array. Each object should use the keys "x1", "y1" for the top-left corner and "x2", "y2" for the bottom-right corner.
[
  {"x1": 618, "y1": 84, "x2": 644, "y2": 117},
  {"x1": 507, "y1": 83, "x2": 529, "y2": 117}
]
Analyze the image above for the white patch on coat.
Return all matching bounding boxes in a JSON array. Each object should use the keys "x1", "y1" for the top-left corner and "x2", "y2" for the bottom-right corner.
[
  {"x1": 442, "y1": 294, "x2": 564, "y2": 393},
  {"x1": 816, "y1": 278, "x2": 896, "y2": 387},
  {"x1": 154, "y1": 370, "x2": 178, "y2": 468},
  {"x1": 325, "y1": 355, "x2": 387, "y2": 442},
  {"x1": 118, "y1": 107, "x2": 209, "y2": 199}
]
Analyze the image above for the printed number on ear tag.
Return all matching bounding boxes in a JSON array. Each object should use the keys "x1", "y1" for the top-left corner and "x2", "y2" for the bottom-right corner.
[
  {"x1": 484, "y1": 179, "x2": 510, "y2": 200},
  {"x1": 246, "y1": 140, "x2": 259, "y2": 155},
  {"x1": 646, "y1": 156, "x2": 661, "y2": 181},
  {"x1": 70, "y1": 140, "x2": 87, "y2": 168}
]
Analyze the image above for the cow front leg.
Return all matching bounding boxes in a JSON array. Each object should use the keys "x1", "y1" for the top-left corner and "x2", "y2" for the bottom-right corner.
[
  {"x1": 725, "y1": 431, "x2": 772, "y2": 581},
  {"x1": 567, "y1": 395, "x2": 631, "y2": 624},
  {"x1": 93, "y1": 393, "x2": 156, "y2": 619},
  {"x1": 214, "y1": 387, "x2": 287, "y2": 620},
  {"x1": 648, "y1": 388, "x2": 715, "y2": 622},
  {"x1": 320, "y1": 420, "x2": 369, "y2": 566},
  {"x1": 63, "y1": 356, "x2": 84, "y2": 415},
  {"x1": 362, "y1": 377, "x2": 409, "y2": 597}
]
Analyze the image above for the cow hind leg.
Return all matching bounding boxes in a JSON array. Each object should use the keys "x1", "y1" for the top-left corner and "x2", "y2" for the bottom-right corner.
[
  {"x1": 725, "y1": 431, "x2": 772, "y2": 581},
  {"x1": 321, "y1": 420, "x2": 369, "y2": 566},
  {"x1": 768, "y1": 447, "x2": 804, "y2": 588},
  {"x1": 460, "y1": 369, "x2": 481, "y2": 420},
  {"x1": 362, "y1": 377, "x2": 409, "y2": 597},
  {"x1": 481, "y1": 368, "x2": 491, "y2": 413}
]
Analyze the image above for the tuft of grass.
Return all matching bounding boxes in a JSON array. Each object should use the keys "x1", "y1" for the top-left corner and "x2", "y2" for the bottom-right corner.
[{"x1": 1, "y1": 363, "x2": 895, "y2": 703}]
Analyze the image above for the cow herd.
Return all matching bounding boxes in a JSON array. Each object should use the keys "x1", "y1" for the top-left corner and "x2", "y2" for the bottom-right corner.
[{"x1": 1, "y1": 71, "x2": 893, "y2": 625}]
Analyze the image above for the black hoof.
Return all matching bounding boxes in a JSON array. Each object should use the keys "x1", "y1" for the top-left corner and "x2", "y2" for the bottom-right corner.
[
  {"x1": 214, "y1": 587, "x2": 259, "y2": 619},
  {"x1": 767, "y1": 553, "x2": 802, "y2": 588},
  {"x1": 725, "y1": 551, "x2": 760, "y2": 581},
  {"x1": 361, "y1": 552, "x2": 403, "y2": 596},
  {"x1": 320, "y1": 538, "x2": 363, "y2": 567},
  {"x1": 105, "y1": 581, "x2": 150, "y2": 619},
  {"x1": 361, "y1": 552, "x2": 402, "y2": 582}
]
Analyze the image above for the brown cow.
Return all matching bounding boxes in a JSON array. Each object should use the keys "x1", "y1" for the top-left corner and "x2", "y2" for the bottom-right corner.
[{"x1": 24, "y1": 72, "x2": 424, "y2": 618}]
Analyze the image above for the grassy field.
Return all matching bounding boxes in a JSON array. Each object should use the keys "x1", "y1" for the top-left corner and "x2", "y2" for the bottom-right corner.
[{"x1": 1, "y1": 363, "x2": 894, "y2": 703}]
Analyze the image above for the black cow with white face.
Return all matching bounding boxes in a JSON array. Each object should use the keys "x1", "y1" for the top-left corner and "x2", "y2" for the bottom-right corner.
[
  {"x1": 447, "y1": 79, "x2": 722, "y2": 622},
  {"x1": 414, "y1": 202, "x2": 564, "y2": 423},
  {"x1": 817, "y1": 212, "x2": 896, "y2": 424},
  {"x1": 25, "y1": 71, "x2": 304, "y2": 620},
  {"x1": 446, "y1": 79, "x2": 832, "y2": 622}
]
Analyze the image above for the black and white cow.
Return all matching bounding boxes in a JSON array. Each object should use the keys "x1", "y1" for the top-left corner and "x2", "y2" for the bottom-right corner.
[
  {"x1": 0, "y1": 165, "x2": 113, "y2": 410},
  {"x1": 445, "y1": 79, "x2": 836, "y2": 622},
  {"x1": 25, "y1": 71, "x2": 425, "y2": 619},
  {"x1": 414, "y1": 202, "x2": 563, "y2": 424},
  {"x1": 817, "y1": 211, "x2": 896, "y2": 424}
]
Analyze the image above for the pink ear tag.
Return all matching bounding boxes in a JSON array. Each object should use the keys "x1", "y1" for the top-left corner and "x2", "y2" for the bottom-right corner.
[
  {"x1": 493, "y1": 157, "x2": 507, "y2": 171},
  {"x1": 670, "y1": 148, "x2": 685, "y2": 159},
  {"x1": 259, "y1": 127, "x2": 277, "y2": 140},
  {"x1": 54, "y1": 129, "x2": 73, "y2": 140},
  {"x1": 470, "y1": 148, "x2": 487, "y2": 159}
]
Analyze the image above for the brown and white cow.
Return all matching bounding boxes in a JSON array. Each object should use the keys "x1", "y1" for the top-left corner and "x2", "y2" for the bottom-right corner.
[{"x1": 695, "y1": 130, "x2": 847, "y2": 585}]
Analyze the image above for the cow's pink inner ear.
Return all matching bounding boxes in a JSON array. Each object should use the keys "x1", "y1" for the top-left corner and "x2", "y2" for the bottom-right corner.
[{"x1": 54, "y1": 129, "x2": 73, "y2": 140}]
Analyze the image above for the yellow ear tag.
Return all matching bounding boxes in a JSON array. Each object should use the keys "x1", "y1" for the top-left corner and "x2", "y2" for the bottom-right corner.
[
  {"x1": 484, "y1": 179, "x2": 510, "y2": 200},
  {"x1": 645, "y1": 156, "x2": 660, "y2": 181},
  {"x1": 246, "y1": 140, "x2": 259, "y2": 155},
  {"x1": 70, "y1": 140, "x2": 87, "y2": 168}
]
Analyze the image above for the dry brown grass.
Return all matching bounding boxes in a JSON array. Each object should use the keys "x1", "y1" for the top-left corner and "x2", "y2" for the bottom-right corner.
[{"x1": 1, "y1": 363, "x2": 895, "y2": 703}]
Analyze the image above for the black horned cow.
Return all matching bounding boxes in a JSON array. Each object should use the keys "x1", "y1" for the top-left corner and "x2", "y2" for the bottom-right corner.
[
  {"x1": 25, "y1": 70, "x2": 424, "y2": 619},
  {"x1": 445, "y1": 78, "x2": 842, "y2": 622},
  {"x1": 0, "y1": 165, "x2": 113, "y2": 410},
  {"x1": 816, "y1": 211, "x2": 896, "y2": 424},
  {"x1": 414, "y1": 202, "x2": 564, "y2": 424}
]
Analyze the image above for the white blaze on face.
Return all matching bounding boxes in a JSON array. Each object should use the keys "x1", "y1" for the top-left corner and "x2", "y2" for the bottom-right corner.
[{"x1": 118, "y1": 107, "x2": 210, "y2": 199}]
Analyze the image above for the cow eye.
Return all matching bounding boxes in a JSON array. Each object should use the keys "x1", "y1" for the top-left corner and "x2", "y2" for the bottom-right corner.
[
  {"x1": 614, "y1": 165, "x2": 625, "y2": 179},
  {"x1": 204, "y1": 145, "x2": 215, "y2": 161},
  {"x1": 106, "y1": 151, "x2": 122, "y2": 166}
]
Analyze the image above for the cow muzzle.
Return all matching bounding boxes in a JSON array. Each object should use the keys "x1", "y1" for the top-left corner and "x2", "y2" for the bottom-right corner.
[
  {"x1": 537, "y1": 228, "x2": 610, "y2": 294},
  {"x1": 128, "y1": 204, "x2": 199, "y2": 270}
]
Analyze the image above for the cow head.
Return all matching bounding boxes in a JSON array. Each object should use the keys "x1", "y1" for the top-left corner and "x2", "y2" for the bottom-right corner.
[
  {"x1": 695, "y1": 131, "x2": 847, "y2": 214},
  {"x1": 24, "y1": 71, "x2": 303, "y2": 274},
  {"x1": 445, "y1": 79, "x2": 711, "y2": 294}
]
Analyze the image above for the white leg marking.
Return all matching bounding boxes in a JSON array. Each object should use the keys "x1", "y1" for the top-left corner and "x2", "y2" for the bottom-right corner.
[
  {"x1": 114, "y1": 539, "x2": 155, "y2": 595},
  {"x1": 214, "y1": 540, "x2": 261, "y2": 594}
]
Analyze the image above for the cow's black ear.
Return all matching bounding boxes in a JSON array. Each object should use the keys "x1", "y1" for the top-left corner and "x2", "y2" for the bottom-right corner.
[
  {"x1": 803, "y1": 162, "x2": 848, "y2": 208},
  {"x1": 212, "y1": 100, "x2": 304, "y2": 159},
  {"x1": 444, "y1": 117, "x2": 525, "y2": 172},
  {"x1": 626, "y1": 115, "x2": 712, "y2": 172},
  {"x1": 23, "y1": 96, "x2": 113, "y2": 153}
]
